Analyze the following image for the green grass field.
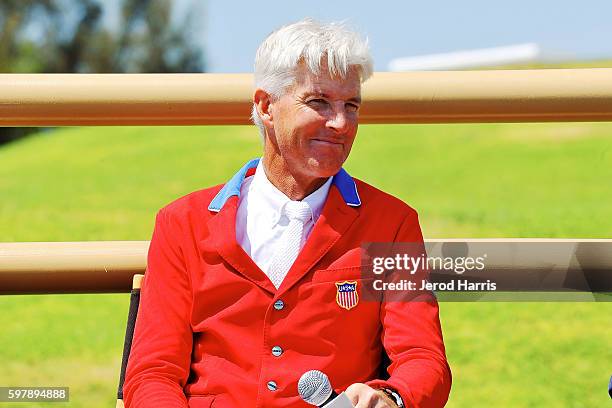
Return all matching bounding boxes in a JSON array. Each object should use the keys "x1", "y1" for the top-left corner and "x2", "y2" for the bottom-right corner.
[{"x1": 0, "y1": 123, "x2": 611, "y2": 407}]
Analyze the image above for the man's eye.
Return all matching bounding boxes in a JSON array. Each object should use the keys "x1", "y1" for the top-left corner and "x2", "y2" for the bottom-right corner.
[
  {"x1": 346, "y1": 103, "x2": 360, "y2": 112},
  {"x1": 307, "y1": 99, "x2": 327, "y2": 106}
]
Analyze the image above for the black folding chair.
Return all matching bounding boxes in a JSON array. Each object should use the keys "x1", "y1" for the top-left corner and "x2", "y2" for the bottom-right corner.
[{"x1": 116, "y1": 274, "x2": 144, "y2": 408}]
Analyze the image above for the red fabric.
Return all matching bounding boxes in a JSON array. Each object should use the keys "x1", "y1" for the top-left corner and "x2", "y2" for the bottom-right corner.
[{"x1": 123, "y1": 178, "x2": 451, "y2": 408}]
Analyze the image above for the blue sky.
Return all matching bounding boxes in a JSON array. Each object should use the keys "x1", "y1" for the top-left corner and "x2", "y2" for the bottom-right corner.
[
  {"x1": 100, "y1": 0, "x2": 612, "y2": 73},
  {"x1": 201, "y1": 0, "x2": 612, "y2": 72}
]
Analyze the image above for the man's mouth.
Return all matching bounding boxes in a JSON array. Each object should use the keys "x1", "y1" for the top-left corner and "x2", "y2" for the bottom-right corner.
[{"x1": 312, "y1": 138, "x2": 343, "y2": 146}]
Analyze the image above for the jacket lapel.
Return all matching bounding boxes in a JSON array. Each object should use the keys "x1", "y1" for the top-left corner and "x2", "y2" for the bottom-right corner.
[
  {"x1": 203, "y1": 195, "x2": 277, "y2": 294},
  {"x1": 277, "y1": 186, "x2": 360, "y2": 294}
]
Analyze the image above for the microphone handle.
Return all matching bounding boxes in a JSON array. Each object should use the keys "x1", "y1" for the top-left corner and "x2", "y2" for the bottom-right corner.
[{"x1": 321, "y1": 391, "x2": 353, "y2": 408}]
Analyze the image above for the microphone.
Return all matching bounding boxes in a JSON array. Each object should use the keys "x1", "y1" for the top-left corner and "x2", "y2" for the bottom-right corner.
[{"x1": 298, "y1": 370, "x2": 353, "y2": 407}]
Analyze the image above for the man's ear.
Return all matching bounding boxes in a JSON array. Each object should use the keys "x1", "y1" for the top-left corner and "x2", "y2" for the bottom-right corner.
[{"x1": 253, "y1": 89, "x2": 273, "y2": 127}]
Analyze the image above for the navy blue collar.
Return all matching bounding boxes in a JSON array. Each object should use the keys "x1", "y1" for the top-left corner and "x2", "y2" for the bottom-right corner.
[{"x1": 208, "y1": 158, "x2": 361, "y2": 212}]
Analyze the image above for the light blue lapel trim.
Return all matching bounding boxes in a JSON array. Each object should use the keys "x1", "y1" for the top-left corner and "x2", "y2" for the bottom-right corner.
[
  {"x1": 208, "y1": 158, "x2": 361, "y2": 212},
  {"x1": 208, "y1": 158, "x2": 260, "y2": 212}
]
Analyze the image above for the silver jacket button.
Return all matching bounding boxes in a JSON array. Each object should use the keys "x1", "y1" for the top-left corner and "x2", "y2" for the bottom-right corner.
[{"x1": 273, "y1": 300, "x2": 285, "y2": 310}]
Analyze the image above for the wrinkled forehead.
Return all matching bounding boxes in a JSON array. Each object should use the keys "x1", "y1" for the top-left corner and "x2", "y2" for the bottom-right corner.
[{"x1": 291, "y1": 62, "x2": 362, "y2": 97}]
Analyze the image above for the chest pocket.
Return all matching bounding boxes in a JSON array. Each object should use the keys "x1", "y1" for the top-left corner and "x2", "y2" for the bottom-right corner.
[{"x1": 310, "y1": 265, "x2": 363, "y2": 283}]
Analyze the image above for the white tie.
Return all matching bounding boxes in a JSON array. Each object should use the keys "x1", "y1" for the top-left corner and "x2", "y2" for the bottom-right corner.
[{"x1": 267, "y1": 200, "x2": 312, "y2": 289}]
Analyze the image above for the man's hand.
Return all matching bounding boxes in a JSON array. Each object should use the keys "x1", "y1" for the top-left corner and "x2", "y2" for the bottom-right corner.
[{"x1": 344, "y1": 383, "x2": 399, "y2": 408}]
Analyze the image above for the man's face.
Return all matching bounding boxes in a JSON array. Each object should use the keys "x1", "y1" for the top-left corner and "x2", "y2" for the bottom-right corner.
[{"x1": 267, "y1": 64, "x2": 362, "y2": 180}]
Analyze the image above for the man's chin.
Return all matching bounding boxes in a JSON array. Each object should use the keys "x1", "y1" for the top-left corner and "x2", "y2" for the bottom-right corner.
[{"x1": 306, "y1": 157, "x2": 344, "y2": 178}]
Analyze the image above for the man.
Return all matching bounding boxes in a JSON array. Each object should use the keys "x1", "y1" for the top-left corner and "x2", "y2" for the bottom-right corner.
[{"x1": 124, "y1": 19, "x2": 451, "y2": 408}]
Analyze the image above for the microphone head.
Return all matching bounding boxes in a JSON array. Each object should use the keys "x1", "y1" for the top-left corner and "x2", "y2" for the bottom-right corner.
[{"x1": 298, "y1": 370, "x2": 333, "y2": 406}]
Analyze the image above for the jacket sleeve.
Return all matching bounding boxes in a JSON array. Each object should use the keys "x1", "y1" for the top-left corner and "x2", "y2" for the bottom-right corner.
[
  {"x1": 123, "y1": 209, "x2": 193, "y2": 408},
  {"x1": 367, "y1": 210, "x2": 452, "y2": 407}
]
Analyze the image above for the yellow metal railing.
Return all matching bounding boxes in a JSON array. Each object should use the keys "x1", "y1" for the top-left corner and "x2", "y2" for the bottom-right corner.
[
  {"x1": 1, "y1": 69, "x2": 612, "y2": 126},
  {"x1": 1, "y1": 240, "x2": 610, "y2": 294}
]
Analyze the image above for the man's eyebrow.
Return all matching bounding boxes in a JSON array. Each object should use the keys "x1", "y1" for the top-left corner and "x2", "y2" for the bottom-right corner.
[{"x1": 303, "y1": 92, "x2": 362, "y2": 103}]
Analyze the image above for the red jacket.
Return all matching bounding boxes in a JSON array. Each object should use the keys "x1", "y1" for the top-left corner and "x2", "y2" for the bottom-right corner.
[{"x1": 124, "y1": 159, "x2": 451, "y2": 407}]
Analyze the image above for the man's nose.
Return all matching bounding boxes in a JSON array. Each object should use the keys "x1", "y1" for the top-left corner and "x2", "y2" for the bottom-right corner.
[{"x1": 326, "y1": 104, "x2": 351, "y2": 133}]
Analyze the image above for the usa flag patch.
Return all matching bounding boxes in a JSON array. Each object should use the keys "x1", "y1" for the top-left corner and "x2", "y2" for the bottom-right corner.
[{"x1": 335, "y1": 281, "x2": 359, "y2": 310}]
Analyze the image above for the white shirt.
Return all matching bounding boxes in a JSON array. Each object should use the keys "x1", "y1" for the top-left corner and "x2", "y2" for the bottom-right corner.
[{"x1": 236, "y1": 160, "x2": 332, "y2": 276}]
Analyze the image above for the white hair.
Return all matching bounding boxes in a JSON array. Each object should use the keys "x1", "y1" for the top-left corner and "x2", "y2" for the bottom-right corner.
[{"x1": 251, "y1": 18, "x2": 374, "y2": 139}]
